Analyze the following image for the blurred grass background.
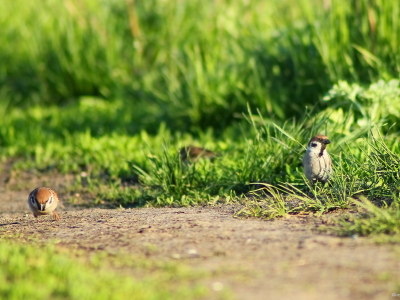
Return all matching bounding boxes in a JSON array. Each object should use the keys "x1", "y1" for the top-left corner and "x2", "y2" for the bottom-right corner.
[{"x1": 1, "y1": 0, "x2": 399, "y2": 129}]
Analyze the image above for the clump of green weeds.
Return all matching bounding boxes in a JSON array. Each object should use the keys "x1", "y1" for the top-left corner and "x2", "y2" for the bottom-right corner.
[
  {"x1": 132, "y1": 146, "x2": 214, "y2": 206},
  {"x1": 236, "y1": 129, "x2": 400, "y2": 219},
  {"x1": 334, "y1": 196, "x2": 400, "y2": 237},
  {"x1": 235, "y1": 184, "x2": 289, "y2": 219}
]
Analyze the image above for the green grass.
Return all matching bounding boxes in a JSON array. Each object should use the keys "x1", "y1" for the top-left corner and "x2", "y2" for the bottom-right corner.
[
  {"x1": 236, "y1": 128, "x2": 400, "y2": 218},
  {"x1": 334, "y1": 196, "x2": 400, "y2": 237},
  {"x1": 0, "y1": 242, "x2": 211, "y2": 300},
  {"x1": 1, "y1": 0, "x2": 400, "y2": 129},
  {"x1": 2, "y1": 79, "x2": 400, "y2": 210}
]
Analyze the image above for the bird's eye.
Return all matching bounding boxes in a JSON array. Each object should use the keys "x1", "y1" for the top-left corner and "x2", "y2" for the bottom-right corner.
[{"x1": 318, "y1": 138, "x2": 322, "y2": 141}]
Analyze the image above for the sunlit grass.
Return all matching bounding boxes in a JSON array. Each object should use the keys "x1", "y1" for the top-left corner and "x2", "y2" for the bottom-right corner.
[
  {"x1": 334, "y1": 196, "x2": 400, "y2": 237},
  {"x1": 0, "y1": 242, "x2": 210, "y2": 300},
  {"x1": 2, "y1": 81, "x2": 400, "y2": 211},
  {"x1": 1, "y1": 0, "x2": 400, "y2": 128}
]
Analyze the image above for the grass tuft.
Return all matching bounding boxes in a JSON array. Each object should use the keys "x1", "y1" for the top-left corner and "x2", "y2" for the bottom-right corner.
[{"x1": 335, "y1": 196, "x2": 400, "y2": 237}]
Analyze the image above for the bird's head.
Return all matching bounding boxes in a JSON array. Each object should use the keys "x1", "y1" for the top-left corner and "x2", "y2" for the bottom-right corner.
[
  {"x1": 307, "y1": 135, "x2": 331, "y2": 156},
  {"x1": 29, "y1": 187, "x2": 55, "y2": 212},
  {"x1": 179, "y1": 146, "x2": 215, "y2": 161}
]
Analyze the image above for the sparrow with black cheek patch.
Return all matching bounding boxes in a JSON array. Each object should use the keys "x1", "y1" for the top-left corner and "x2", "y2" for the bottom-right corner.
[
  {"x1": 179, "y1": 146, "x2": 216, "y2": 162},
  {"x1": 303, "y1": 135, "x2": 333, "y2": 184},
  {"x1": 28, "y1": 187, "x2": 61, "y2": 222}
]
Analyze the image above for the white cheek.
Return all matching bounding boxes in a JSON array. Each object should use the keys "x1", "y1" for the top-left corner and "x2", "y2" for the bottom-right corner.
[
  {"x1": 308, "y1": 144, "x2": 321, "y2": 153},
  {"x1": 316, "y1": 143, "x2": 323, "y2": 150}
]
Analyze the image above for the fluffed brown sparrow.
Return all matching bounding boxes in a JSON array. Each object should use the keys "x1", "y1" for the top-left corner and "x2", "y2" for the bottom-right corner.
[{"x1": 28, "y1": 187, "x2": 61, "y2": 222}]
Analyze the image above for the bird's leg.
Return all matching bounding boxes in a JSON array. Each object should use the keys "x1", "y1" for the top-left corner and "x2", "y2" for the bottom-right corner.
[{"x1": 53, "y1": 211, "x2": 61, "y2": 220}]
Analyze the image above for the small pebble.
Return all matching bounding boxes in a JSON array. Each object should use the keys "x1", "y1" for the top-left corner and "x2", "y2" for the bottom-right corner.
[
  {"x1": 211, "y1": 282, "x2": 223, "y2": 291},
  {"x1": 188, "y1": 249, "x2": 198, "y2": 256}
]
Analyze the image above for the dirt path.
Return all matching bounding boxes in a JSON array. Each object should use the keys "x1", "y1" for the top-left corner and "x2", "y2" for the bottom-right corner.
[{"x1": 1, "y1": 172, "x2": 400, "y2": 299}]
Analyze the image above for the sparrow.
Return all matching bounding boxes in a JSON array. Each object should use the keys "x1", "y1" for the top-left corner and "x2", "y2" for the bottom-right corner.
[
  {"x1": 28, "y1": 187, "x2": 61, "y2": 222},
  {"x1": 302, "y1": 135, "x2": 333, "y2": 184},
  {"x1": 179, "y1": 146, "x2": 216, "y2": 162}
]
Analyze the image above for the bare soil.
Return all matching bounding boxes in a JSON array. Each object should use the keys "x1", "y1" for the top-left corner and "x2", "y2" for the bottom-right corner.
[{"x1": 1, "y1": 169, "x2": 399, "y2": 300}]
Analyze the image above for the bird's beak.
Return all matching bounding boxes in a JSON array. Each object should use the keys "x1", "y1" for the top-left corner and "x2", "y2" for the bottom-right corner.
[
  {"x1": 40, "y1": 204, "x2": 45, "y2": 211},
  {"x1": 324, "y1": 139, "x2": 331, "y2": 145}
]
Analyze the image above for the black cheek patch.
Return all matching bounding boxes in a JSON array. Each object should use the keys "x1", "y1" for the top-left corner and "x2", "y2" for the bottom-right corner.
[{"x1": 319, "y1": 144, "x2": 327, "y2": 157}]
